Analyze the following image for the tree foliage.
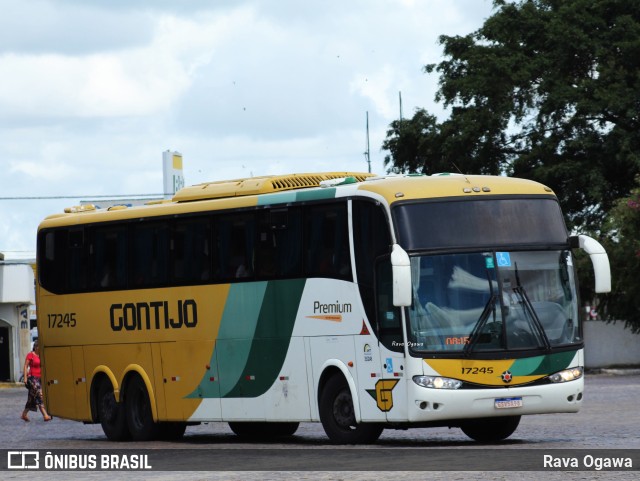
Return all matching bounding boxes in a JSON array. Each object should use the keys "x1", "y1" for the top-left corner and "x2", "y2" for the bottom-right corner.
[
  {"x1": 382, "y1": 0, "x2": 640, "y2": 328},
  {"x1": 599, "y1": 179, "x2": 640, "y2": 332},
  {"x1": 383, "y1": 0, "x2": 640, "y2": 233}
]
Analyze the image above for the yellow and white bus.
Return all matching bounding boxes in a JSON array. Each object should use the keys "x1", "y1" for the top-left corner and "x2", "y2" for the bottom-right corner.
[{"x1": 37, "y1": 172, "x2": 610, "y2": 443}]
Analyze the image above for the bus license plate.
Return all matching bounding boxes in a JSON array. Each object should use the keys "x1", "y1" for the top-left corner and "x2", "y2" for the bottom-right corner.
[{"x1": 495, "y1": 397, "x2": 523, "y2": 409}]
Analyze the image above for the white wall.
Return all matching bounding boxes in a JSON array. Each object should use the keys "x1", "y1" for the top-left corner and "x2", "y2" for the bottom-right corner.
[
  {"x1": 0, "y1": 264, "x2": 35, "y2": 304},
  {"x1": 0, "y1": 262, "x2": 35, "y2": 381},
  {"x1": 584, "y1": 320, "x2": 640, "y2": 368}
]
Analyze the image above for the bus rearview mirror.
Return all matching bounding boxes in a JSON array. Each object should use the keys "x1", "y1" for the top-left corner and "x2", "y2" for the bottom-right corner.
[
  {"x1": 571, "y1": 235, "x2": 611, "y2": 294},
  {"x1": 391, "y1": 244, "x2": 412, "y2": 307}
]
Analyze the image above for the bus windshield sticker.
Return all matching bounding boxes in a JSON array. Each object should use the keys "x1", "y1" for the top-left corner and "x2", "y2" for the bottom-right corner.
[
  {"x1": 496, "y1": 252, "x2": 512, "y2": 267},
  {"x1": 386, "y1": 358, "x2": 394, "y2": 373},
  {"x1": 485, "y1": 255, "x2": 495, "y2": 269}
]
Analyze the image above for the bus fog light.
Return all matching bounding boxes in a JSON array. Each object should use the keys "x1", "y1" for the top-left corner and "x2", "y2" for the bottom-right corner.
[
  {"x1": 549, "y1": 366, "x2": 583, "y2": 383},
  {"x1": 413, "y1": 375, "x2": 462, "y2": 389}
]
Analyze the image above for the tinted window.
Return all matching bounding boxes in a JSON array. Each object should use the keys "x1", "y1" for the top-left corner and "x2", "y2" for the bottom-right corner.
[
  {"x1": 38, "y1": 230, "x2": 66, "y2": 293},
  {"x1": 131, "y1": 222, "x2": 169, "y2": 287},
  {"x1": 172, "y1": 217, "x2": 211, "y2": 283},
  {"x1": 67, "y1": 229, "x2": 87, "y2": 291},
  {"x1": 394, "y1": 197, "x2": 568, "y2": 251},
  {"x1": 256, "y1": 208, "x2": 302, "y2": 278},
  {"x1": 38, "y1": 200, "x2": 355, "y2": 294},
  {"x1": 375, "y1": 257, "x2": 403, "y2": 352},
  {"x1": 91, "y1": 226, "x2": 128, "y2": 290},
  {"x1": 304, "y1": 203, "x2": 351, "y2": 279},
  {"x1": 353, "y1": 200, "x2": 391, "y2": 326},
  {"x1": 214, "y1": 212, "x2": 255, "y2": 281}
]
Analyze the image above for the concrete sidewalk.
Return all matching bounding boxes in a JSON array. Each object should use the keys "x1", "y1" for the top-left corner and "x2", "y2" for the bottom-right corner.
[{"x1": 0, "y1": 382, "x2": 25, "y2": 389}]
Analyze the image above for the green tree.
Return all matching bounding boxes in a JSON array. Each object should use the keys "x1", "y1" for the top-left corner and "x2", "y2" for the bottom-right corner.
[
  {"x1": 383, "y1": 0, "x2": 640, "y2": 234},
  {"x1": 599, "y1": 178, "x2": 640, "y2": 332}
]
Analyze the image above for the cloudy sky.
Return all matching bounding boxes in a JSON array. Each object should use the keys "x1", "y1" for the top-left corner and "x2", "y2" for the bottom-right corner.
[{"x1": 0, "y1": 0, "x2": 493, "y2": 258}]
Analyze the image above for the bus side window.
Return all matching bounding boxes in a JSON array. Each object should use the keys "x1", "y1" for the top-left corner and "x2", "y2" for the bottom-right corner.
[
  {"x1": 353, "y1": 200, "x2": 392, "y2": 335},
  {"x1": 91, "y1": 227, "x2": 128, "y2": 290},
  {"x1": 256, "y1": 207, "x2": 302, "y2": 279},
  {"x1": 375, "y1": 257, "x2": 403, "y2": 352},
  {"x1": 172, "y1": 217, "x2": 211, "y2": 283},
  {"x1": 278, "y1": 208, "x2": 302, "y2": 277},
  {"x1": 39, "y1": 229, "x2": 66, "y2": 294},
  {"x1": 67, "y1": 228, "x2": 87, "y2": 291},
  {"x1": 132, "y1": 222, "x2": 169, "y2": 288},
  {"x1": 214, "y1": 212, "x2": 255, "y2": 281},
  {"x1": 304, "y1": 202, "x2": 350, "y2": 279}
]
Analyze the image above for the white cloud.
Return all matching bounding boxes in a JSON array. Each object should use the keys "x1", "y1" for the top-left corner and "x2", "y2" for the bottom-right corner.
[
  {"x1": 0, "y1": 8, "x2": 256, "y2": 120},
  {"x1": 0, "y1": 0, "x2": 495, "y2": 257},
  {"x1": 349, "y1": 64, "x2": 410, "y2": 119}
]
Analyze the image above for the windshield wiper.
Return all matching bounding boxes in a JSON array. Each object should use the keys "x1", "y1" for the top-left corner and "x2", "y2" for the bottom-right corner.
[
  {"x1": 463, "y1": 293, "x2": 498, "y2": 357},
  {"x1": 513, "y1": 263, "x2": 552, "y2": 351},
  {"x1": 464, "y1": 269, "x2": 499, "y2": 357}
]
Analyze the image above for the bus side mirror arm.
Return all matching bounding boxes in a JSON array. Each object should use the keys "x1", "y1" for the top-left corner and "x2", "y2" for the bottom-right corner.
[
  {"x1": 391, "y1": 244, "x2": 412, "y2": 307},
  {"x1": 570, "y1": 235, "x2": 611, "y2": 293}
]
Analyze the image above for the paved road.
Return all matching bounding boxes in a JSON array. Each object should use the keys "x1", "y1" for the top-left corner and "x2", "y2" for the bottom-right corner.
[{"x1": 1, "y1": 373, "x2": 638, "y2": 480}]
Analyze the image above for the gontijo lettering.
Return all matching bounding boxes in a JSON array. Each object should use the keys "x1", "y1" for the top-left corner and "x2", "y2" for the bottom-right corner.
[{"x1": 110, "y1": 299, "x2": 197, "y2": 331}]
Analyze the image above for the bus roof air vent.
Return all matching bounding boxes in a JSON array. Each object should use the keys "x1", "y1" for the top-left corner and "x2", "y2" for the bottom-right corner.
[
  {"x1": 63, "y1": 204, "x2": 97, "y2": 214},
  {"x1": 172, "y1": 172, "x2": 375, "y2": 202}
]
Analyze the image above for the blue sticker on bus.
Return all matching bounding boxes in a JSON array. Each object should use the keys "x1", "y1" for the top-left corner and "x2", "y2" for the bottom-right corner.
[
  {"x1": 496, "y1": 252, "x2": 511, "y2": 267},
  {"x1": 386, "y1": 358, "x2": 394, "y2": 373}
]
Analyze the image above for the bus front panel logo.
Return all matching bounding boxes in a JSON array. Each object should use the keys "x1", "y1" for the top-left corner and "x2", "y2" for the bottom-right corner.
[{"x1": 366, "y1": 379, "x2": 400, "y2": 412}]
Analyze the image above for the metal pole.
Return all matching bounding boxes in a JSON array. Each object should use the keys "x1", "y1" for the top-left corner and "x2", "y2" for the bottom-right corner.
[{"x1": 365, "y1": 111, "x2": 371, "y2": 173}]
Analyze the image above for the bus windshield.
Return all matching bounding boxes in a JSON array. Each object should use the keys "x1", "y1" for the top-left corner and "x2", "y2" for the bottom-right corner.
[{"x1": 407, "y1": 250, "x2": 581, "y2": 354}]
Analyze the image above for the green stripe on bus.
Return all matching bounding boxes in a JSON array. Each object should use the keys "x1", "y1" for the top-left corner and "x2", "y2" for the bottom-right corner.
[
  {"x1": 257, "y1": 188, "x2": 337, "y2": 207},
  {"x1": 296, "y1": 188, "x2": 336, "y2": 202},
  {"x1": 223, "y1": 278, "x2": 306, "y2": 398},
  {"x1": 510, "y1": 350, "x2": 576, "y2": 376},
  {"x1": 257, "y1": 192, "x2": 297, "y2": 206},
  {"x1": 187, "y1": 282, "x2": 268, "y2": 399}
]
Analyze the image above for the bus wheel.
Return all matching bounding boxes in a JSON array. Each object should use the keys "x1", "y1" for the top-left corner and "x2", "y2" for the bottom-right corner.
[
  {"x1": 460, "y1": 416, "x2": 521, "y2": 442},
  {"x1": 97, "y1": 380, "x2": 130, "y2": 441},
  {"x1": 228, "y1": 422, "x2": 299, "y2": 439},
  {"x1": 125, "y1": 375, "x2": 159, "y2": 441},
  {"x1": 319, "y1": 375, "x2": 383, "y2": 444}
]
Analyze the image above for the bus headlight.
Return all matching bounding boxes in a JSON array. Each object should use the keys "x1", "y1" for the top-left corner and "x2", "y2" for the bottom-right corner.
[
  {"x1": 413, "y1": 375, "x2": 462, "y2": 389},
  {"x1": 549, "y1": 366, "x2": 584, "y2": 383}
]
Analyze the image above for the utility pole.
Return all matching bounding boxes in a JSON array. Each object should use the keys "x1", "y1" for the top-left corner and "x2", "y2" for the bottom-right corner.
[
  {"x1": 364, "y1": 111, "x2": 371, "y2": 173},
  {"x1": 399, "y1": 91, "x2": 403, "y2": 121}
]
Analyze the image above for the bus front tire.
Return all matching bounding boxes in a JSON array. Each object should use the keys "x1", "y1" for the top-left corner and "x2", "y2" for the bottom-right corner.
[
  {"x1": 97, "y1": 381, "x2": 130, "y2": 441},
  {"x1": 460, "y1": 415, "x2": 521, "y2": 442},
  {"x1": 125, "y1": 376, "x2": 159, "y2": 441},
  {"x1": 319, "y1": 375, "x2": 383, "y2": 444}
]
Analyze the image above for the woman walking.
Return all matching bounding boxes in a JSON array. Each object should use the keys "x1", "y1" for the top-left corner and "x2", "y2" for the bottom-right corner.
[{"x1": 21, "y1": 340, "x2": 52, "y2": 422}]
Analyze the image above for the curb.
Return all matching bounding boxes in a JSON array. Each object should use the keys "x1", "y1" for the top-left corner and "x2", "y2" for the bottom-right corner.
[
  {"x1": 586, "y1": 368, "x2": 640, "y2": 376},
  {"x1": 0, "y1": 382, "x2": 24, "y2": 389}
]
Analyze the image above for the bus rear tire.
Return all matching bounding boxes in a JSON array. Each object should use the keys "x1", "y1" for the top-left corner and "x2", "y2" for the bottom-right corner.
[
  {"x1": 125, "y1": 375, "x2": 159, "y2": 441},
  {"x1": 319, "y1": 374, "x2": 383, "y2": 444},
  {"x1": 460, "y1": 415, "x2": 521, "y2": 442},
  {"x1": 97, "y1": 380, "x2": 130, "y2": 441},
  {"x1": 228, "y1": 421, "x2": 299, "y2": 439}
]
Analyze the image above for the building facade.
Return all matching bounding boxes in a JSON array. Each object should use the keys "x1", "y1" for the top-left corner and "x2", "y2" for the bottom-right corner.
[{"x1": 0, "y1": 258, "x2": 36, "y2": 382}]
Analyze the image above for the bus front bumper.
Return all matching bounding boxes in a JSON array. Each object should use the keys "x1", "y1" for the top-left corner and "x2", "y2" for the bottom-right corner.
[{"x1": 407, "y1": 377, "x2": 584, "y2": 422}]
